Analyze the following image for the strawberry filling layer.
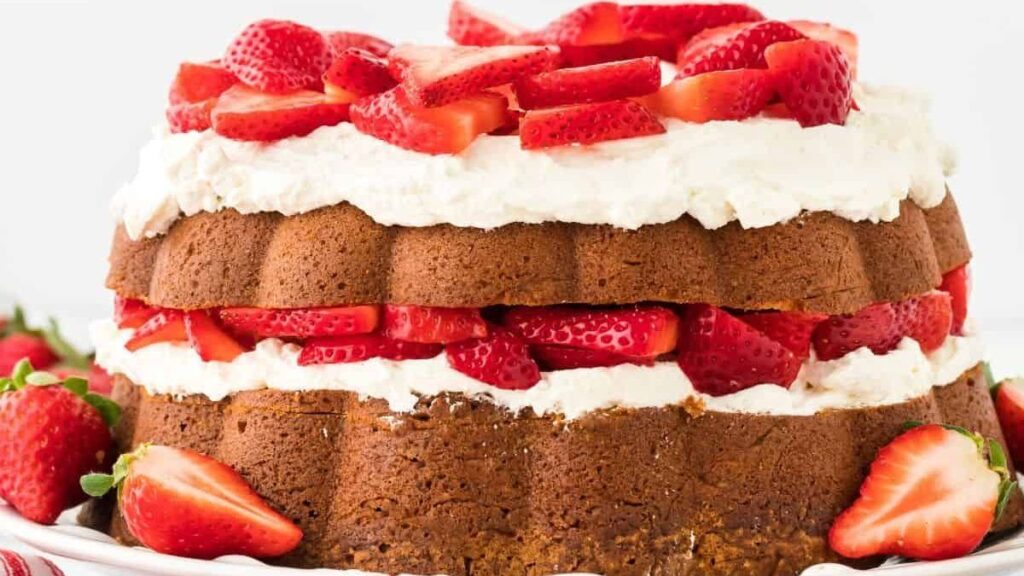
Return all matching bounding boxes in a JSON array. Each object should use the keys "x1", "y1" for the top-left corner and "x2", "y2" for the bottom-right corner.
[{"x1": 94, "y1": 270, "x2": 979, "y2": 417}]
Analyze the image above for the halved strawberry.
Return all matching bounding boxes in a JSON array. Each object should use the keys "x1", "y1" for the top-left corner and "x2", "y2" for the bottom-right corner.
[
  {"x1": 677, "y1": 20, "x2": 804, "y2": 77},
  {"x1": 534, "y1": 2, "x2": 625, "y2": 46},
  {"x1": 324, "y1": 31, "x2": 394, "y2": 59},
  {"x1": 829, "y1": 424, "x2": 1015, "y2": 561},
  {"x1": 739, "y1": 310, "x2": 828, "y2": 361},
  {"x1": 677, "y1": 305, "x2": 801, "y2": 396},
  {"x1": 389, "y1": 44, "x2": 557, "y2": 107},
  {"x1": 764, "y1": 39, "x2": 853, "y2": 127},
  {"x1": 448, "y1": 0, "x2": 528, "y2": 46},
  {"x1": 383, "y1": 305, "x2": 487, "y2": 344},
  {"x1": 211, "y1": 85, "x2": 351, "y2": 142},
  {"x1": 125, "y1": 310, "x2": 187, "y2": 352},
  {"x1": 82, "y1": 445, "x2": 303, "y2": 559},
  {"x1": 641, "y1": 69, "x2": 775, "y2": 123},
  {"x1": 519, "y1": 99, "x2": 665, "y2": 149},
  {"x1": 558, "y1": 37, "x2": 678, "y2": 67},
  {"x1": 114, "y1": 296, "x2": 159, "y2": 330},
  {"x1": 895, "y1": 292, "x2": 953, "y2": 354},
  {"x1": 940, "y1": 265, "x2": 971, "y2": 335},
  {"x1": 504, "y1": 305, "x2": 678, "y2": 359},
  {"x1": 323, "y1": 48, "x2": 397, "y2": 99},
  {"x1": 812, "y1": 303, "x2": 901, "y2": 361},
  {"x1": 184, "y1": 311, "x2": 246, "y2": 363},
  {"x1": 218, "y1": 305, "x2": 379, "y2": 339},
  {"x1": 513, "y1": 57, "x2": 661, "y2": 109},
  {"x1": 224, "y1": 19, "x2": 329, "y2": 94},
  {"x1": 167, "y1": 100, "x2": 217, "y2": 133},
  {"x1": 787, "y1": 20, "x2": 859, "y2": 79},
  {"x1": 351, "y1": 86, "x2": 510, "y2": 154},
  {"x1": 168, "y1": 61, "x2": 238, "y2": 105},
  {"x1": 298, "y1": 334, "x2": 442, "y2": 366},
  {"x1": 995, "y1": 379, "x2": 1024, "y2": 469},
  {"x1": 532, "y1": 345, "x2": 651, "y2": 371},
  {"x1": 618, "y1": 3, "x2": 764, "y2": 42},
  {"x1": 445, "y1": 326, "x2": 541, "y2": 390}
]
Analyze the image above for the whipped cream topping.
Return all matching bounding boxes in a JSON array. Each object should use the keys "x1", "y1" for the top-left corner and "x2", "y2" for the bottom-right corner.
[
  {"x1": 114, "y1": 84, "x2": 956, "y2": 240},
  {"x1": 91, "y1": 320, "x2": 983, "y2": 419}
]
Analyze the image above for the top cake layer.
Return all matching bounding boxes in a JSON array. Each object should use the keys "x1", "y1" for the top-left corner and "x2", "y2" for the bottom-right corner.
[{"x1": 116, "y1": 83, "x2": 954, "y2": 240}]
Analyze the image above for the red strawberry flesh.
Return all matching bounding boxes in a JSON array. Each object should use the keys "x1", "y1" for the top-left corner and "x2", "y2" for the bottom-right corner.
[
  {"x1": 448, "y1": 0, "x2": 527, "y2": 46},
  {"x1": 641, "y1": 68, "x2": 775, "y2": 123},
  {"x1": 389, "y1": 44, "x2": 557, "y2": 107},
  {"x1": 184, "y1": 311, "x2": 247, "y2": 363},
  {"x1": 446, "y1": 327, "x2": 541, "y2": 390},
  {"x1": 740, "y1": 310, "x2": 827, "y2": 361},
  {"x1": 764, "y1": 39, "x2": 853, "y2": 127},
  {"x1": 519, "y1": 99, "x2": 665, "y2": 149},
  {"x1": 298, "y1": 334, "x2": 442, "y2": 366},
  {"x1": 324, "y1": 31, "x2": 394, "y2": 59},
  {"x1": 0, "y1": 334, "x2": 59, "y2": 375},
  {"x1": 534, "y1": 2, "x2": 625, "y2": 47},
  {"x1": 894, "y1": 292, "x2": 952, "y2": 354},
  {"x1": 383, "y1": 305, "x2": 488, "y2": 344},
  {"x1": 940, "y1": 265, "x2": 971, "y2": 335},
  {"x1": 787, "y1": 20, "x2": 859, "y2": 79},
  {"x1": 996, "y1": 379, "x2": 1024, "y2": 469},
  {"x1": 677, "y1": 304, "x2": 801, "y2": 396},
  {"x1": 514, "y1": 57, "x2": 661, "y2": 110},
  {"x1": 125, "y1": 310, "x2": 188, "y2": 352},
  {"x1": 532, "y1": 345, "x2": 652, "y2": 371},
  {"x1": 677, "y1": 20, "x2": 804, "y2": 77},
  {"x1": 168, "y1": 61, "x2": 238, "y2": 105},
  {"x1": 619, "y1": 3, "x2": 765, "y2": 41},
  {"x1": 115, "y1": 296, "x2": 160, "y2": 330},
  {"x1": 219, "y1": 305, "x2": 380, "y2": 339},
  {"x1": 224, "y1": 19, "x2": 329, "y2": 94},
  {"x1": 504, "y1": 305, "x2": 678, "y2": 358},
  {"x1": 323, "y1": 48, "x2": 397, "y2": 98}
]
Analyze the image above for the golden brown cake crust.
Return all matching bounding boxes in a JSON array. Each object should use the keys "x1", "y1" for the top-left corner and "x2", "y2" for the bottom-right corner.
[
  {"x1": 106, "y1": 193, "x2": 970, "y2": 314},
  {"x1": 101, "y1": 365, "x2": 1022, "y2": 576}
]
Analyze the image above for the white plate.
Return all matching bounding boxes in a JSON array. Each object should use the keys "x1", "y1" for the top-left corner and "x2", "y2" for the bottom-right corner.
[{"x1": 2, "y1": 504, "x2": 1023, "y2": 576}]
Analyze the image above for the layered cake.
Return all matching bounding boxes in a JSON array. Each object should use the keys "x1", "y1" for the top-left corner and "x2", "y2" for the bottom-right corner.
[{"x1": 87, "y1": 2, "x2": 1023, "y2": 575}]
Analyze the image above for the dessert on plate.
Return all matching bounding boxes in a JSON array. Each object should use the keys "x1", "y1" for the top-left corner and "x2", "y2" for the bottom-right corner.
[{"x1": 78, "y1": 2, "x2": 1024, "y2": 575}]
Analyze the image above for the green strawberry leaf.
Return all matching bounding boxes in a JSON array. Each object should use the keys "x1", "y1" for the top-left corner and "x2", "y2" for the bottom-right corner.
[
  {"x1": 25, "y1": 371, "x2": 60, "y2": 387},
  {"x1": 62, "y1": 376, "x2": 89, "y2": 397},
  {"x1": 996, "y1": 480, "x2": 1018, "y2": 521},
  {"x1": 84, "y1": 393, "x2": 122, "y2": 428},
  {"x1": 82, "y1": 444, "x2": 147, "y2": 499},
  {"x1": 10, "y1": 359, "x2": 34, "y2": 388},
  {"x1": 3, "y1": 306, "x2": 31, "y2": 337},
  {"x1": 901, "y1": 420, "x2": 924, "y2": 431},
  {"x1": 80, "y1": 473, "x2": 116, "y2": 498}
]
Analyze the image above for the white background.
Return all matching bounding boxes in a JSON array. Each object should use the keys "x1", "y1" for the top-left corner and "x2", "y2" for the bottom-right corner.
[{"x1": 0, "y1": 0, "x2": 1022, "y2": 340}]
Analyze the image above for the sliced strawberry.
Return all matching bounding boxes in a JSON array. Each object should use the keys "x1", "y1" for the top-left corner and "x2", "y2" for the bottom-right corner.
[
  {"x1": 532, "y1": 345, "x2": 652, "y2": 371},
  {"x1": 829, "y1": 424, "x2": 1012, "y2": 561},
  {"x1": 940, "y1": 265, "x2": 971, "y2": 335},
  {"x1": 298, "y1": 334, "x2": 442, "y2": 366},
  {"x1": 114, "y1": 296, "x2": 159, "y2": 330},
  {"x1": 519, "y1": 99, "x2": 665, "y2": 149},
  {"x1": 323, "y1": 48, "x2": 397, "y2": 99},
  {"x1": 895, "y1": 292, "x2": 953, "y2": 354},
  {"x1": 787, "y1": 20, "x2": 859, "y2": 79},
  {"x1": 558, "y1": 37, "x2": 678, "y2": 67},
  {"x1": 184, "y1": 311, "x2": 246, "y2": 363},
  {"x1": 124, "y1": 310, "x2": 187, "y2": 352},
  {"x1": 534, "y1": 2, "x2": 625, "y2": 46},
  {"x1": 677, "y1": 305, "x2": 801, "y2": 396},
  {"x1": 351, "y1": 86, "x2": 510, "y2": 154},
  {"x1": 619, "y1": 3, "x2": 764, "y2": 41},
  {"x1": 211, "y1": 85, "x2": 351, "y2": 142},
  {"x1": 218, "y1": 305, "x2": 379, "y2": 339},
  {"x1": 389, "y1": 44, "x2": 557, "y2": 107},
  {"x1": 761, "y1": 101, "x2": 793, "y2": 119},
  {"x1": 641, "y1": 69, "x2": 775, "y2": 123},
  {"x1": 0, "y1": 333, "x2": 58, "y2": 377},
  {"x1": 677, "y1": 22, "x2": 752, "y2": 65},
  {"x1": 168, "y1": 61, "x2": 238, "y2": 105},
  {"x1": 764, "y1": 39, "x2": 853, "y2": 127},
  {"x1": 812, "y1": 303, "x2": 901, "y2": 361},
  {"x1": 324, "y1": 31, "x2": 394, "y2": 59},
  {"x1": 996, "y1": 379, "x2": 1024, "y2": 469},
  {"x1": 739, "y1": 310, "x2": 828, "y2": 361},
  {"x1": 513, "y1": 57, "x2": 661, "y2": 109},
  {"x1": 677, "y1": 20, "x2": 804, "y2": 77},
  {"x1": 448, "y1": 0, "x2": 528, "y2": 46},
  {"x1": 167, "y1": 100, "x2": 216, "y2": 133},
  {"x1": 82, "y1": 445, "x2": 303, "y2": 559},
  {"x1": 445, "y1": 326, "x2": 541, "y2": 390},
  {"x1": 383, "y1": 305, "x2": 487, "y2": 344},
  {"x1": 224, "y1": 19, "x2": 329, "y2": 93},
  {"x1": 504, "y1": 305, "x2": 678, "y2": 359}
]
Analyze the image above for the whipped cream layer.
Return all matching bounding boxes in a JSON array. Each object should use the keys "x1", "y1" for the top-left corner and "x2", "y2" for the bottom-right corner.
[
  {"x1": 91, "y1": 320, "x2": 983, "y2": 419},
  {"x1": 114, "y1": 84, "x2": 956, "y2": 240}
]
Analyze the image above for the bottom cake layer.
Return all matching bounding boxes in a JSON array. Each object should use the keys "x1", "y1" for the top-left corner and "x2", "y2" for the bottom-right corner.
[{"x1": 93, "y1": 366, "x2": 1024, "y2": 576}]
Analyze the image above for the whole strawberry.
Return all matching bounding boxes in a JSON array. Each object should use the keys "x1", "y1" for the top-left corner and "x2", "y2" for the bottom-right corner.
[
  {"x1": 83, "y1": 445, "x2": 303, "y2": 559},
  {"x1": 0, "y1": 360, "x2": 120, "y2": 524},
  {"x1": 0, "y1": 306, "x2": 93, "y2": 377}
]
